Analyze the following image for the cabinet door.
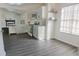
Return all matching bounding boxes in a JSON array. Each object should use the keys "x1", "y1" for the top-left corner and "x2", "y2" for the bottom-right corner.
[
  {"x1": 38, "y1": 26, "x2": 45, "y2": 40},
  {"x1": 33, "y1": 25, "x2": 38, "y2": 38},
  {"x1": 9, "y1": 26, "x2": 16, "y2": 34}
]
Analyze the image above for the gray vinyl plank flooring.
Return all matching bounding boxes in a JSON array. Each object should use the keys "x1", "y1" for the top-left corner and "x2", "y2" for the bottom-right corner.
[{"x1": 6, "y1": 33, "x2": 77, "y2": 56}]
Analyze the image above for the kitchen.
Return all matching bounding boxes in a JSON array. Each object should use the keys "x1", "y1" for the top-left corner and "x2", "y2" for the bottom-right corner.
[
  {"x1": 0, "y1": 3, "x2": 77, "y2": 56},
  {"x1": 0, "y1": 3, "x2": 48, "y2": 55}
]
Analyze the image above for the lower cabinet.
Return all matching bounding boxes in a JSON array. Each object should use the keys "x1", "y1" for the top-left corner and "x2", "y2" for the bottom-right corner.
[
  {"x1": 9, "y1": 26, "x2": 16, "y2": 34},
  {"x1": 33, "y1": 25, "x2": 38, "y2": 38},
  {"x1": 33, "y1": 25, "x2": 45, "y2": 40}
]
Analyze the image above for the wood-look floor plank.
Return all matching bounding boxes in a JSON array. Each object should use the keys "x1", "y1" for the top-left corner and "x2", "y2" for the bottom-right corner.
[{"x1": 6, "y1": 33, "x2": 77, "y2": 56}]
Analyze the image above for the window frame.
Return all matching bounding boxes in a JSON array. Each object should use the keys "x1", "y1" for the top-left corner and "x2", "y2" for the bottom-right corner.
[{"x1": 60, "y1": 4, "x2": 79, "y2": 36}]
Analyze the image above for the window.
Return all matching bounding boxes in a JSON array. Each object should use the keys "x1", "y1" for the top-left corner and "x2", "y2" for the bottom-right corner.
[{"x1": 60, "y1": 4, "x2": 79, "y2": 35}]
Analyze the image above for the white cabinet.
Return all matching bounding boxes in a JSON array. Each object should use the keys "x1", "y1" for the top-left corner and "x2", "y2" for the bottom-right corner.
[
  {"x1": 1, "y1": 20, "x2": 6, "y2": 27},
  {"x1": 33, "y1": 25, "x2": 38, "y2": 38},
  {"x1": 33, "y1": 25, "x2": 45, "y2": 40},
  {"x1": 9, "y1": 26, "x2": 16, "y2": 34},
  {"x1": 38, "y1": 26, "x2": 45, "y2": 40}
]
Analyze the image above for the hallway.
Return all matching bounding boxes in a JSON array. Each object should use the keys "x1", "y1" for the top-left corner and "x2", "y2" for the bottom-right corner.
[{"x1": 6, "y1": 33, "x2": 77, "y2": 56}]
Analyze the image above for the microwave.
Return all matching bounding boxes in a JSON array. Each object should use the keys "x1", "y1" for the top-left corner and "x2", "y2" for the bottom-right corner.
[{"x1": 5, "y1": 20, "x2": 15, "y2": 26}]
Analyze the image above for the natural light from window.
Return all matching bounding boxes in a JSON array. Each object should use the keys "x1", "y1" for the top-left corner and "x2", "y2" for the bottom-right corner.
[{"x1": 60, "y1": 4, "x2": 79, "y2": 35}]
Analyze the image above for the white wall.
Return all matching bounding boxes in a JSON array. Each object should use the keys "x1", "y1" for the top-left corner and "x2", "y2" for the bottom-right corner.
[
  {"x1": 16, "y1": 14, "x2": 25, "y2": 33},
  {"x1": 18, "y1": 12, "x2": 32, "y2": 34},
  {"x1": 0, "y1": 21, "x2": 6, "y2": 56},
  {"x1": 21, "y1": 5, "x2": 48, "y2": 37},
  {"x1": 54, "y1": 4, "x2": 79, "y2": 47},
  {"x1": 46, "y1": 4, "x2": 56, "y2": 39},
  {"x1": 0, "y1": 8, "x2": 21, "y2": 34},
  {"x1": 31, "y1": 5, "x2": 48, "y2": 26},
  {"x1": 0, "y1": 8, "x2": 29, "y2": 55},
  {"x1": 5, "y1": 11, "x2": 20, "y2": 34},
  {"x1": 0, "y1": 8, "x2": 29, "y2": 34},
  {"x1": 0, "y1": 9, "x2": 7, "y2": 56}
]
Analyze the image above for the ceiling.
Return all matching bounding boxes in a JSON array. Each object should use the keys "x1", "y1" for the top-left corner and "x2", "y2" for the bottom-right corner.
[
  {"x1": 0, "y1": 3, "x2": 76, "y2": 14},
  {"x1": 0, "y1": 3, "x2": 44, "y2": 14},
  {"x1": 47, "y1": 3, "x2": 76, "y2": 13}
]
